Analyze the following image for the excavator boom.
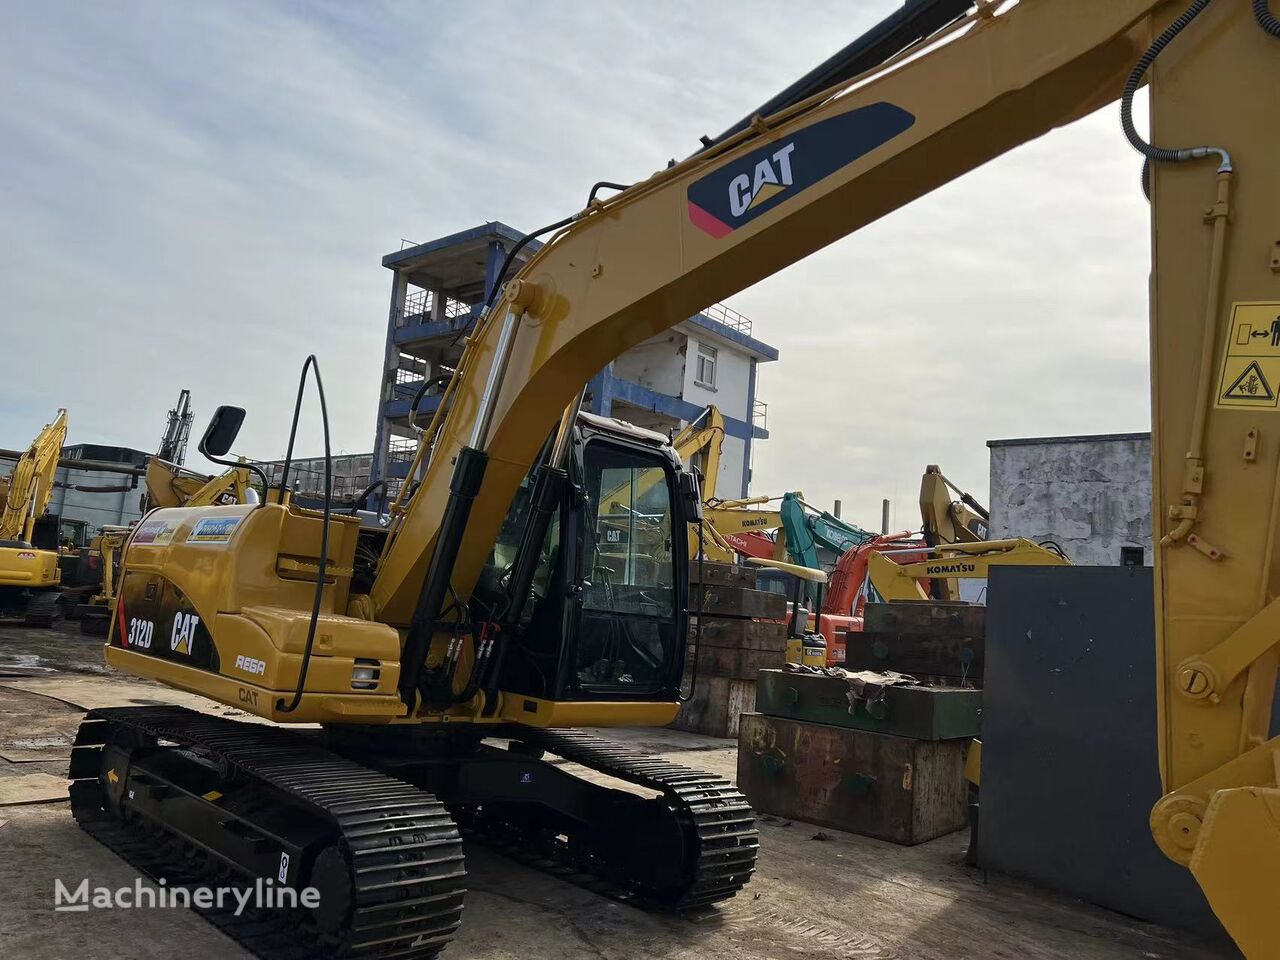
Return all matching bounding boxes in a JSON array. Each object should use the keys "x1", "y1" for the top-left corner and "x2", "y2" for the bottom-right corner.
[{"x1": 0, "y1": 409, "x2": 67, "y2": 544}]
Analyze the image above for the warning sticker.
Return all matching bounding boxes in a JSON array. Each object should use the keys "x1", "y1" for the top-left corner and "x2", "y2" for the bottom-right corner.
[{"x1": 1216, "y1": 302, "x2": 1280, "y2": 410}]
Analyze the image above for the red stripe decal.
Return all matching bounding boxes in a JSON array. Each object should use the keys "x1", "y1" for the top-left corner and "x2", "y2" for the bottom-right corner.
[{"x1": 687, "y1": 201, "x2": 733, "y2": 239}]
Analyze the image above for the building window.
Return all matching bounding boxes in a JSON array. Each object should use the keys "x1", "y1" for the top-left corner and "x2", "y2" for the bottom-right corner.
[{"x1": 695, "y1": 342, "x2": 717, "y2": 388}]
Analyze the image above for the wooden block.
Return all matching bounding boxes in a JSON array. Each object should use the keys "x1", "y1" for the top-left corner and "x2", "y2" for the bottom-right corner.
[
  {"x1": 845, "y1": 630, "x2": 984, "y2": 681},
  {"x1": 754, "y1": 669, "x2": 982, "y2": 740},
  {"x1": 673, "y1": 676, "x2": 755, "y2": 738},
  {"x1": 864, "y1": 601, "x2": 986, "y2": 638},
  {"x1": 689, "y1": 561, "x2": 758, "y2": 589},
  {"x1": 690, "y1": 617, "x2": 787, "y2": 651},
  {"x1": 692, "y1": 584, "x2": 787, "y2": 620},
  {"x1": 694, "y1": 645, "x2": 785, "y2": 680},
  {"x1": 0, "y1": 773, "x2": 70, "y2": 806},
  {"x1": 737, "y1": 713, "x2": 968, "y2": 844}
]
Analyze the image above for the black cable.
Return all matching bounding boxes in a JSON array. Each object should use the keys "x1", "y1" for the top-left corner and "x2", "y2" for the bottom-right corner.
[
  {"x1": 277, "y1": 355, "x2": 332, "y2": 714},
  {"x1": 587, "y1": 181, "x2": 631, "y2": 204},
  {"x1": 349, "y1": 479, "x2": 387, "y2": 513},
  {"x1": 1118, "y1": 0, "x2": 1230, "y2": 197},
  {"x1": 1037, "y1": 539, "x2": 1068, "y2": 560},
  {"x1": 483, "y1": 213, "x2": 579, "y2": 310},
  {"x1": 198, "y1": 453, "x2": 271, "y2": 513},
  {"x1": 481, "y1": 177, "x2": 632, "y2": 313},
  {"x1": 408, "y1": 374, "x2": 452, "y2": 430},
  {"x1": 1256, "y1": 0, "x2": 1280, "y2": 37}
]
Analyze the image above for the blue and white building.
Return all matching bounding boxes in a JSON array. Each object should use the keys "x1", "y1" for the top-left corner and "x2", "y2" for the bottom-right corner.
[{"x1": 370, "y1": 222, "x2": 777, "y2": 502}]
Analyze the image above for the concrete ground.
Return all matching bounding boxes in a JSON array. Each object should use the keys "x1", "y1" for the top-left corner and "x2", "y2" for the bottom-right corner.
[{"x1": 0, "y1": 623, "x2": 1235, "y2": 960}]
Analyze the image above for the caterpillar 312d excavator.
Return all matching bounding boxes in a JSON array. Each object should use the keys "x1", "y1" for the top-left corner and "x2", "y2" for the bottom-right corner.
[
  {"x1": 0, "y1": 409, "x2": 68, "y2": 625},
  {"x1": 72, "y1": 1, "x2": 1280, "y2": 955}
]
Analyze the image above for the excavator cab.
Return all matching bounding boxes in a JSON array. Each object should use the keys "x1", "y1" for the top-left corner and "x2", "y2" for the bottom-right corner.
[{"x1": 477, "y1": 412, "x2": 694, "y2": 704}]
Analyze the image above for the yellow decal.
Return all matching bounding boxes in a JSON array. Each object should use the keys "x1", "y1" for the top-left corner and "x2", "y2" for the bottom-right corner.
[
  {"x1": 1216, "y1": 302, "x2": 1280, "y2": 410},
  {"x1": 202, "y1": 790, "x2": 223, "y2": 802},
  {"x1": 106, "y1": 769, "x2": 119, "y2": 784}
]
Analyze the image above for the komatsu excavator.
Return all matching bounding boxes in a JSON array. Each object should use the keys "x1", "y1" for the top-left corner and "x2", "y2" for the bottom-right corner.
[
  {"x1": 867, "y1": 536, "x2": 1072, "y2": 601},
  {"x1": 72, "y1": 2, "x2": 1280, "y2": 955},
  {"x1": 0, "y1": 409, "x2": 68, "y2": 625},
  {"x1": 863, "y1": 463, "x2": 1066, "y2": 603}
]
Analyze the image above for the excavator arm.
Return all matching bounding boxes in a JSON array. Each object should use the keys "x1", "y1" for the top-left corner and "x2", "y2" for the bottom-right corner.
[
  {"x1": 144, "y1": 458, "x2": 255, "y2": 509},
  {"x1": 866, "y1": 537, "x2": 1071, "y2": 602},
  {"x1": 370, "y1": 0, "x2": 1164, "y2": 630},
  {"x1": 0, "y1": 409, "x2": 67, "y2": 544},
  {"x1": 919, "y1": 464, "x2": 989, "y2": 546}
]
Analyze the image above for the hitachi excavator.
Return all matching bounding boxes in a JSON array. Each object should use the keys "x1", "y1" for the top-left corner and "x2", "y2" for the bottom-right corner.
[
  {"x1": 72, "y1": 2, "x2": 1280, "y2": 955},
  {"x1": 0, "y1": 409, "x2": 68, "y2": 625}
]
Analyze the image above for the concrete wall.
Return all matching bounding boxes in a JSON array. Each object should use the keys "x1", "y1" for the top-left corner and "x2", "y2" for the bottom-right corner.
[
  {"x1": 611, "y1": 332, "x2": 687, "y2": 396},
  {"x1": 987, "y1": 433, "x2": 1152, "y2": 566}
]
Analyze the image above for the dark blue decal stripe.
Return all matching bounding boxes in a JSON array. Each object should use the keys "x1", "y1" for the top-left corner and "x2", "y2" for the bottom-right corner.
[{"x1": 687, "y1": 102, "x2": 915, "y2": 237}]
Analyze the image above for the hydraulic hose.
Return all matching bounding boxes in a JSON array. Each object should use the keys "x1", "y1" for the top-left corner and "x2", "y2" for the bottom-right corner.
[
  {"x1": 483, "y1": 214, "x2": 578, "y2": 311},
  {"x1": 1119, "y1": 0, "x2": 1231, "y2": 196},
  {"x1": 277, "y1": 355, "x2": 333, "y2": 714},
  {"x1": 1256, "y1": 0, "x2": 1280, "y2": 37}
]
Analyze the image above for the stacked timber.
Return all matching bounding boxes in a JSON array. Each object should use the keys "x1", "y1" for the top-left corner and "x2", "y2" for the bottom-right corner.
[
  {"x1": 673, "y1": 562, "x2": 787, "y2": 738},
  {"x1": 737, "y1": 668, "x2": 979, "y2": 844}
]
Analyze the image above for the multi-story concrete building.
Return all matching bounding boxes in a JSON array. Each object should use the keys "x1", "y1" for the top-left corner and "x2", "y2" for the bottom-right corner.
[{"x1": 368, "y1": 222, "x2": 777, "y2": 504}]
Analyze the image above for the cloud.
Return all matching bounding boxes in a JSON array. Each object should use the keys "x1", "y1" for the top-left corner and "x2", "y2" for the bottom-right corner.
[{"x1": 0, "y1": 1, "x2": 1152, "y2": 531}]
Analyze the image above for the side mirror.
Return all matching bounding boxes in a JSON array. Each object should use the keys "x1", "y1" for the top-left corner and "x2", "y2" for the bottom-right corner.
[
  {"x1": 680, "y1": 470, "x2": 704, "y2": 523},
  {"x1": 200, "y1": 406, "x2": 246, "y2": 459}
]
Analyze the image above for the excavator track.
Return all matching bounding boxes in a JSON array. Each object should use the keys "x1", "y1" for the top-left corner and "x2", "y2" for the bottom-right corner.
[
  {"x1": 460, "y1": 727, "x2": 758, "y2": 910},
  {"x1": 69, "y1": 706, "x2": 467, "y2": 960},
  {"x1": 22, "y1": 587, "x2": 61, "y2": 626}
]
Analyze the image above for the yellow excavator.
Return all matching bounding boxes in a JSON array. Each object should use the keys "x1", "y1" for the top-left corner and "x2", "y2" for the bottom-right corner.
[
  {"x1": 142, "y1": 457, "x2": 257, "y2": 510},
  {"x1": 0, "y1": 409, "x2": 68, "y2": 625},
  {"x1": 866, "y1": 537, "x2": 1072, "y2": 601},
  {"x1": 77, "y1": 462, "x2": 257, "y2": 634},
  {"x1": 865, "y1": 464, "x2": 1068, "y2": 602},
  {"x1": 609, "y1": 403, "x2": 786, "y2": 561},
  {"x1": 919, "y1": 464, "x2": 989, "y2": 546},
  {"x1": 673, "y1": 407, "x2": 787, "y2": 561},
  {"x1": 71, "y1": 2, "x2": 1280, "y2": 955}
]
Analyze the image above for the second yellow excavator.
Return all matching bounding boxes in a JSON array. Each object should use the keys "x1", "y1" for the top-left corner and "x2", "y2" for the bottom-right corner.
[{"x1": 0, "y1": 409, "x2": 68, "y2": 625}]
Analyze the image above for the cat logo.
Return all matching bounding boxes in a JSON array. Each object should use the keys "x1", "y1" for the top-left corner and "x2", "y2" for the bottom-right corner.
[
  {"x1": 171, "y1": 611, "x2": 200, "y2": 655},
  {"x1": 727, "y1": 143, "x2": 795, "y2": 218},
  {"x1": 685, "y1": 102, "x2": 916, "y2": 239}
]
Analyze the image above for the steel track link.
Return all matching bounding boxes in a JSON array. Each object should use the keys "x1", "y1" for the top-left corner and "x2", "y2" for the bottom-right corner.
[
  {"x1": 68, "y1": 706, "x2": 467, "y2": 960},
  {"x1": 471, "y1": 727, "x2": 758, "y2": 910}
]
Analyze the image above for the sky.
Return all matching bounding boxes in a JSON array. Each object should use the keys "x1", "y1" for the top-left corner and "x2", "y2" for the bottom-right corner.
[{"x1": 0, "y1": 0, "x2": 1152, "y2": 531}]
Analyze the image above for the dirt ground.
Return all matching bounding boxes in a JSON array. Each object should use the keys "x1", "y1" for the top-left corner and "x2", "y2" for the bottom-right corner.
[{"x1": 0, "y1": 624, "x2": 1236, "y2": 960}]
